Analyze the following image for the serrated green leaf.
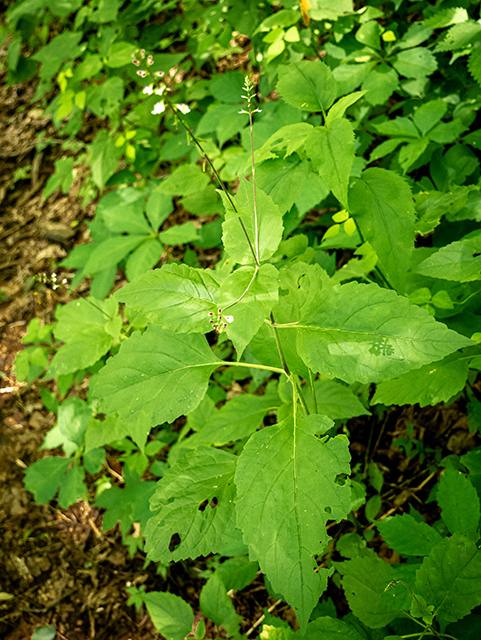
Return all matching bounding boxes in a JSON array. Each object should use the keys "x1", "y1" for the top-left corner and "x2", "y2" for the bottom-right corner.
[
  {"x1": 221, "y1": 177, "x2": 283, "y2": 264},
  {"x1": 140, "y1": 591, "x2": 194, "y2": 640},
  {"x1": 145, "y1": 447, "x2": 238, "y2": 562},
  {"x1": 414, "y1": 231, "x2": 481, "y2": 282},
  {"x1": 183, "y1": 390, "x2": 279, "y2": 447},
  {"x1": 253, "y1": 123, "x2": 313, "y2": 164},
  {"x1": 158, "y1": 221, "x2": 199, "y2": 245},
  {"x1": 46, "y1": 297, "x2": 119, "y2": 378},
  {"x1": 96, "y1": 471, "x2": 156, "y2": 536},
  {"x1": 349, "y1": 168, "x2": 415, "y2": 292},
  {"x1": 97, "y1": 188, "x2": 151, "y2": 235},
  {"x1": 301, "y1": 617, "x2": 365, "y2": 640},
  {"x1": 58, "y1": 464, "x2": 85, "y2": 508},
  {"x1": 235, "y1": 414, "x2": 351, "y2": 628},
  {"x1": 362, "y1": 64, "x2": 398, "y2": 106},
  {"x1": 468, "y1": 47, "x2": 481, "y2": 88},
  {"x1": 219, "y1": 264, "x2": 279, "y2": 357},
  {"x1": 374, "y1": 117, "x2": 419, "y2": 139},
  {"x1": 160, "y1": 164, "x2": 211, "y2": 197},
  {"x1": 290, "y1": 281, "x2": 471, "y2": 384},
  {"x1": 216, "y1": 556, "x2": 259, "y2": 592},
  {"x1": 413, "y1": 100, "x2": 448, "y2": 136},
  {"x1": 277, "y1": 60, "x2": 337, "y2": 113},
  {"x1": 437, "y1": 463, "x2": 481, "y2": 535},
  {"x1": 435, "y1": 21, "x2": 481, "y2": 52},
  {"x1": 372, "y1": 352, "x2": 470, "y2": 408},
  {"x1": 89, "y1": 129, "x2": 123, "y2": 189},
  {"x1": 90, "y1": 326, "x2": 222, "y2": 427},
  {"x1": 304, "y1": 119, "x2": 354, "y2": 209},
  {"x1": 393, "y1": 47, "x2": 438, "y2": 78},
  {"x1": 325, "y1": 91, "x2": 367, "y2": 127},
  {"x1": 24, "y1": 457, "x2": 70, "y2": 504},
  {"x1": 377, "y1": 513, "x2": 443, "y2": 556},
  {"x1": 125, "y1": 237, "x2": 164, "y2": 281},
  {"x1": 415, "y1": 533, "x2": 481, "y2": 625},
  {"x1": 115, "y1": 263, "x2": 219, "y2": 333},
  {"x1": 83, "y1": 235, "x2": 147, "y2": 275},
  {"x1": 304, "y1": 380, "x2": 370, "y2": 419},
  {"x1": 338, "y1": 553, "x2": 409, "y2": 628},
  {"x1": 200, "y1": 573, "x2": 242, "y2": 636},
  {"x1": 255, "y1": 157, "x2": 308, "y2": 215},
  {"x1": 425, "y1": 7, "x2": 468, "y2": 29}
]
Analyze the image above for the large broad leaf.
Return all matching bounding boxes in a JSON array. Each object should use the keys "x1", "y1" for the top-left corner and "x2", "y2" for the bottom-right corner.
[
  {"x1": 221, "y1": 177, "x2": 283, "y2": 264},
  {"x1": 115, "y1": 263, "x2": 220, "y2": 333},
  {"x1": 377, "y1": 513, "x2": 443, "y2": 557},
  {"x1": 304, "y1": 119, "x2": 354, "y2": 209},
  {"x1": 235, "y1": 414, "x2": 351, "y2": 628},
  {"x1": 219, "y1": 264, "x2": 279, "y2": 357},
  {"x1": 414, "y1": 231, "x2": 481, "y2": 282},
  {"x1": 290, "y1": 281, "x2": 472, "y2": 384},
  {"x1": 349, "y1": 168, "x2": 415, "y2": 293},
  {"x1": 277, "y1": 60, "x2": 337, "y2": 113},
  {"x1": 90, "y1": 326, "x2": 222, "y2": 427},
  {"x1": 145, "y1": 447, "x2": 238, "y2": 562},
  {"x1": 372, "y1": 352, "x2": 470, "y2": 407},
  {"x1": 415, "y1": 533, "x2": 481, "y2": 625},
  {"x1": 436, "y1": 464, "x2": 481, "y2": 535}
]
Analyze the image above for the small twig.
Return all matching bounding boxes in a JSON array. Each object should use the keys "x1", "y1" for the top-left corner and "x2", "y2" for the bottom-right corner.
[{"x1": 246, "y1": 598, "x2": 283, "y2": 636}]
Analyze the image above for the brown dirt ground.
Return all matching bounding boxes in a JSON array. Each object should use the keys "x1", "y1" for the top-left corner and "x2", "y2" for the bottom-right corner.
[{"x1": 1, "y1": 53, "x2": 480, "y2": 640}]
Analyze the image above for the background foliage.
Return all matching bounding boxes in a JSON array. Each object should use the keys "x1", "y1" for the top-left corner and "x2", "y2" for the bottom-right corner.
[{"x1": 4, "y1": 0, "x2": 481, "y2": 638}]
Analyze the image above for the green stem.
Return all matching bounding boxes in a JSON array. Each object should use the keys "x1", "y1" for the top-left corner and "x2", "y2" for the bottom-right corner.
[
  {"x1": 308, "y1": 369, "x2": 318, "y2": 413},
  {"x1": 224, "y1": 265, "x2": 259, "y2": 311},
  {"x1": 160, "y1": 90, "x2": 258, "y2": 266},
  {"x1": 247, "y1": 97, "x2": 260, "y2": 266}
]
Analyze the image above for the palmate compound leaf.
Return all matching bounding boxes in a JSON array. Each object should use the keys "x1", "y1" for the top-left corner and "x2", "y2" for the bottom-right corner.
[
  {"x1": 114, "y1": 263, "x2": 220, "y2": 333},
  {"x1": 221, "y1": 177, "x2": 283, "y2": 265},
  {"x1": 290, "y1": 281, "x2": 472, "y2": 384},
  {"x1": 219, "y1": 264, "x2": 279, "y2": 358},
  {"x1": 414, "y1": 230, "x2": 481, "y2": 282},
  {"x1": 372, "y1": 352, "x2": 471, "y2": 408},
  {"x1": 89, "y1": 326, "x2": 222, "y2": 428},
  {"x1": 349, "y1": 168, "x2": 415, "y2": 294},
  {"x1": 235, "y1": 413, "x2": 352, "y2": 628},
  {"x1": 145, "y1": 447, "x2": 238, "y2": 563},
  {"x1": 415, "y1": 532, "x2": 481, "y2": 625}
]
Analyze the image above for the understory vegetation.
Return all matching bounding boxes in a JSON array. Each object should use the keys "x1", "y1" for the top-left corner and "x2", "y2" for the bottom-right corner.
[{"x1": 4, "y1": 0, "x2": 481, "y2": 638}]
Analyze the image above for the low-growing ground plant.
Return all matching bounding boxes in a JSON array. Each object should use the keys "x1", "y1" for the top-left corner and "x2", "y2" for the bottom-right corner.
[{"x1": 6, "y1": 0, "x2": 481, "y2": 638}]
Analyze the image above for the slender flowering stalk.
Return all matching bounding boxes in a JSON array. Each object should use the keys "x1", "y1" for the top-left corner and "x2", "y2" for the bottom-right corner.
[{"x1": 240, "y1": 76, "x2": 262, "y2": 264}]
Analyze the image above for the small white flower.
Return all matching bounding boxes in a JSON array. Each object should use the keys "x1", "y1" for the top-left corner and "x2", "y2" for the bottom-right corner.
[
  {"x1": 224, "y1": 315, "x2": 234, "y2": 323},
  {"x1": 176, "y1": 103, "x2": 190, "y2": 114},
  {"x1": 151, "y1": 101, "x2": 165, "y2": 115},
  {"x1": 143, "y1": 84, "x2": 154, "y2": 95},
  {"x1": 155, "y1": 85, "x2": 166, "y2": 96}
]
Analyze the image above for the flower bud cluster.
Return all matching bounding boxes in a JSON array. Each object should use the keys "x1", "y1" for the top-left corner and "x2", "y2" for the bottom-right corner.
[
  {"x1": 34, "y1": 272, "x2": 68, "y2": 291},
  {"x1": 131, "y1": 52, "x2": 190, "y2": 117},
  {"x1": 208, "y1": 309, "x2": 234, "y2": 334}
]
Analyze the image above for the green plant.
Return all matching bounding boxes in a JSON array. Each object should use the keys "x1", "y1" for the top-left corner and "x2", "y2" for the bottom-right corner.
[{"x1": 10, "y1": 0, "x2": 481, "y2": 637}]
